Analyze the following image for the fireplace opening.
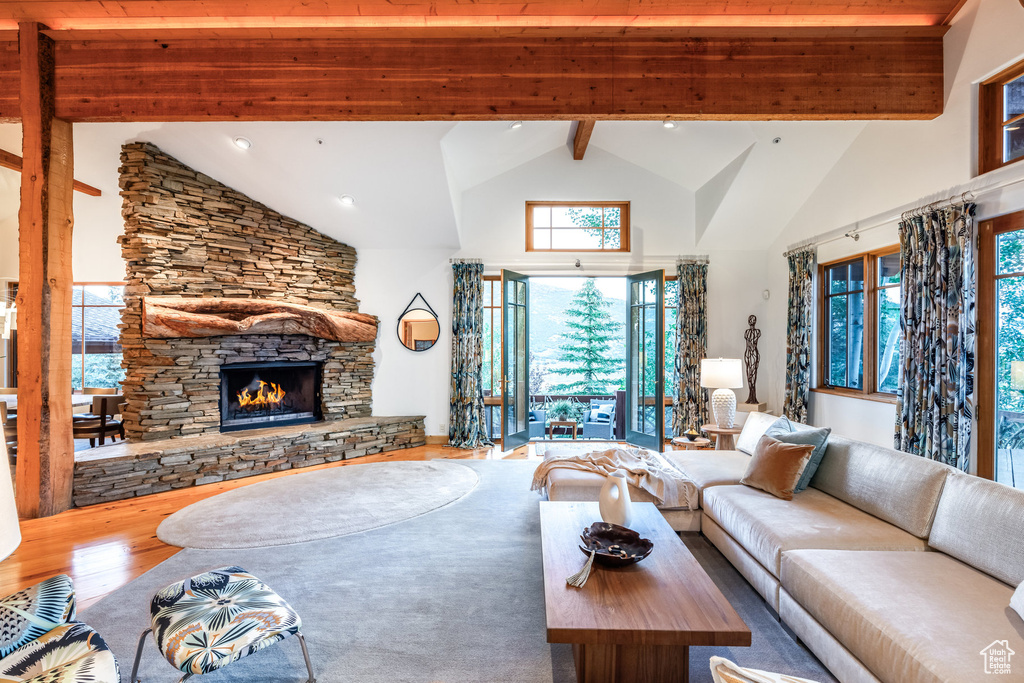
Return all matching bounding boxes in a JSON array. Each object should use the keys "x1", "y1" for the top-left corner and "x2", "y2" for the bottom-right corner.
[{"x1": 219, "y1": 361, "x2": 323, "y2": 432}]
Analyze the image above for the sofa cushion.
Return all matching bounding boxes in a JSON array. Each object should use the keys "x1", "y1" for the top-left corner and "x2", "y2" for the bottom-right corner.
[
  {"x1": 781, "y1": 549, "x2": 1023, "y2": 683},
  {"x1": 928, "y1": 471, "x2": 1024, "y2": 586},
  {"x1": 734, "y1": 412, "x2": 780, "y2": 455},
  {"x1": 662, "y1": 449, "x2": 750, "y2": 505},
  {"x1": 810, "y1": 435, "x2": 950, "y2": 538},
  {"x1": 740, "y1": 435, "x2": 813, "y2": 501},
  {"x1": 702, "y1": 485, "x2": 927, "y2": 578}
]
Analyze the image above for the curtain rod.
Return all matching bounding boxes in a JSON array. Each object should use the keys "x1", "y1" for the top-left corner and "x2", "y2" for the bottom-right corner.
[
  {"x1": 784, "y1": 170, "x2": 1024, "y2": 256},
  {"x1": 677, "y1": 255, "x2": 710, "y2": 265}
]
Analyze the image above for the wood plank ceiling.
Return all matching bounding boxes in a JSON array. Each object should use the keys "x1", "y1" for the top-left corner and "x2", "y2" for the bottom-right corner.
[{"x1": 0, "y1": 1, "x2": 966, "y2": 122}]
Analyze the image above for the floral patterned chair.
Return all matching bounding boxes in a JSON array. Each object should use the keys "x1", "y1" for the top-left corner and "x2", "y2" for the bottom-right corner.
[
  {"x1": 130, "y1": 566, "x2": 313, "y2": 683},
  {"x1": 0, "y1": 574, "x2": 120, "y2": 683}
]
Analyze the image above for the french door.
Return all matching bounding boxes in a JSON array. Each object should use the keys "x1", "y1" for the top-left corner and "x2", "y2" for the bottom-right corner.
[
  {"x1": 501, "y1": 270, "x2": 530, "y2": 450},
  {"x1": 979, "y1": 209, "x2": 1024, "y2": 488},
  {"x1": 625, "y1": 270, "x2": 664, "y2": 450}
]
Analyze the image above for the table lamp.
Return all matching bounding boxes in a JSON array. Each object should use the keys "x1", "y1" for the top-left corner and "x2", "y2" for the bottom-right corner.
[
  {"x1": 0, "y1": 423, "x2": 19, "y2": 561},
  {"x1": 700, "y1": 358, "x2": 744, "y2": 428}
]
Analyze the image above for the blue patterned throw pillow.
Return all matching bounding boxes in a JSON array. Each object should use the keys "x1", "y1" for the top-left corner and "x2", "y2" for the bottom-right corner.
[{"x1": 767, "y1": 418, "x2": 831, "y2": 493}]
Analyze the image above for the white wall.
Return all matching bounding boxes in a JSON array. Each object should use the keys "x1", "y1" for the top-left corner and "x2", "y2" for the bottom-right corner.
[
  {"x1": 355, "y1": 248, "x2": 455, "y2": 436},
  {"x1": 762, "y1": 0, "x2": 1024, "y2": 450}
]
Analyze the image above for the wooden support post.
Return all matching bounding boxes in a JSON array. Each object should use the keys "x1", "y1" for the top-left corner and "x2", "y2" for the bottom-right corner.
[{"x1": 16, "y1": 21, "x2": 75, "y2": 518}]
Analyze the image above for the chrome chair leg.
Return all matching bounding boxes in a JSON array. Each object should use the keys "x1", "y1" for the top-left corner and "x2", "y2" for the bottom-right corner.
[
  {"x1": 296, "y1": 632, "x2": 316, "y2": 683},
  {"x1": 129, "y1": 628, "x2": 153, "y2": 683}
]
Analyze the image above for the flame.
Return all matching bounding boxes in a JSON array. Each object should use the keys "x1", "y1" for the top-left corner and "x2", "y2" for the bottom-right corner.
[{"x1": 237, "y1": 380, "x2": 286, "y2": 411}]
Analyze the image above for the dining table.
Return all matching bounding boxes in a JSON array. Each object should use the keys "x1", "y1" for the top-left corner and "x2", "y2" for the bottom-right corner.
[{"x1": 0, "y1": 394, "x2": 97, "y2": 415}]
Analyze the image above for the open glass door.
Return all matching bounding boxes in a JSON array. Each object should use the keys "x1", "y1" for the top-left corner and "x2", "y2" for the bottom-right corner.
[
  {"x1": 502, "y1": 271, "x2": 530, "y2": 450},
  {"x1": 625, "y1": 270, "x2": 664, "y2": 450}
]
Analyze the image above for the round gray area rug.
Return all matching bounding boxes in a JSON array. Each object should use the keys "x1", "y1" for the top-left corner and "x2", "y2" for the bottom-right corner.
[{"x1": 156, "y1": 460, "x2": 479, "y2": 549}]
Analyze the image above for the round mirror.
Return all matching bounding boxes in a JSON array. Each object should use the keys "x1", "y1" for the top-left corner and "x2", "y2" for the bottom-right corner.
[{"x1": 398, "y1": 308, "x2": 440, "y2": 352}]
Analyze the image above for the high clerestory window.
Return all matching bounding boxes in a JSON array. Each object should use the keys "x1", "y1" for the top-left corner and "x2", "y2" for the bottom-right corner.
[
  {"x1": 526, "y1": 202, "x2": 630, "y2": 253},
  {"x1": 980, "y1": 58, "x2": 1024, "y2": 175}
]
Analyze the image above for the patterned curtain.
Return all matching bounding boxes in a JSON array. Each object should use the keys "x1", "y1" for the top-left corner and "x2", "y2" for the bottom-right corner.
[
  {"x1": 672, "y1": 260, "x2": 709, "y2": 435},
  {"x1": 783, "y1": 248, "x2": 815, "y2": 423},
  {"x1": 449, "y1": 262, "x2": 492, "y2": 449},
  {"x1": 894, "y1": 203, "x2": 976, "y2": 470}
]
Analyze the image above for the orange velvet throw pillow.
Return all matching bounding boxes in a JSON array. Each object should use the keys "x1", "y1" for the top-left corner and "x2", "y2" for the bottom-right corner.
[{"x1": 740, "y1": 434, "x2": 814, "y2": 501}]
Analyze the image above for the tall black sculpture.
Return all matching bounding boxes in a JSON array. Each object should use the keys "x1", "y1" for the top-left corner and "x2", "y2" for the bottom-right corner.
[{"x1": 744, "y1": 315, "x2": 761, "y2": 405}]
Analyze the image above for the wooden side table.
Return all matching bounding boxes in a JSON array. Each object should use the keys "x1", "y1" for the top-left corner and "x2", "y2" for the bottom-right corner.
[
  {"x1": 700, "y1": 423, "x2": 743, "y2": 451},
  {"x1": 548, "y1": 420, "x2": 578, "y2": 439},
  {"x1": 670, "y1": 436, "x2": 712, "y2": 450}
]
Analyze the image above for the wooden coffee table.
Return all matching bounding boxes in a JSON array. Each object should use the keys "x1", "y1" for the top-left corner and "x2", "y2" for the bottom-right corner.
[
  {"x1": 540, "y1": 501, "x2": 750, "y2": 683},
  {"x1": 548, "y1": 419, "x2": 578, "y2": 439}
]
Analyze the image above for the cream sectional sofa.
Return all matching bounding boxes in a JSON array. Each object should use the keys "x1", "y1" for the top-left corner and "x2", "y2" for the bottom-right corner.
[{"x1": 543, "y1": 415, "x2": 1024, "y2": 683}]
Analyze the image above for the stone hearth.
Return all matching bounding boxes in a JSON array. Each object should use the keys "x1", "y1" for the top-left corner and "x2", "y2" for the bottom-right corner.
[{"x1": 72, "y1": 143, "x2": 425, "y2": 504}]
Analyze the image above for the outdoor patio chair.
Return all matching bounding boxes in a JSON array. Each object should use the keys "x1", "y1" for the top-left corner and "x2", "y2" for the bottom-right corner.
[
  {"x1": 581, "y1": 400, "x2": 615, "y2": 440},
  {"x1": 528, "y1": 409, "x2": 547, "y2": 440}
]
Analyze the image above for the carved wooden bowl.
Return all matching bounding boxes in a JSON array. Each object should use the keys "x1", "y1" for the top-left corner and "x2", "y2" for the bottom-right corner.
[{"x1": 579, "y1": 522, "x2": 654, "y2": 567}]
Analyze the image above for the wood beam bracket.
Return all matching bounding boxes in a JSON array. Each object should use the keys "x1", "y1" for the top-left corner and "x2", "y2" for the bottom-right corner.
[{"x1": 572, "y1": 120, "x2": 596, "y2": 161}]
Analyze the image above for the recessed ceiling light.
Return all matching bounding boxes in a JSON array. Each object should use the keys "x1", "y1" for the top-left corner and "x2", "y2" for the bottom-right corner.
[
  {"x1": 663, "y1": 120, "x2": 677, "y2": 129},
  {"x1": 233, "y1": 136, "x2": 252, "y2": 150},
  {"x1": 773, "y1": 137, "x2": 783, "y2": 144},
  {"x1": 339, "y1": 195, "x2": 355, "y2": 206},
  {"x1": 509, "y1": 121, "x2": 523, "y2": 129}
]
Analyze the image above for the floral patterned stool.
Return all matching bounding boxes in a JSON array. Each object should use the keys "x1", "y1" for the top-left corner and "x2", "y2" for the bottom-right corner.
[{"x1": 129, "y1": 566, "x2": 314, "y2": 683}]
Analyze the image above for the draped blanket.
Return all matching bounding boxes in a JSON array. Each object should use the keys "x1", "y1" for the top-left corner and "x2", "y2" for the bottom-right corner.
[{"x1": 531, "y1": 447, "x2": 699, "y2": 510}]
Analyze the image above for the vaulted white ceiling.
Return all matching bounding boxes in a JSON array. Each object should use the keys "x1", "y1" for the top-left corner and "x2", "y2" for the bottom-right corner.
[{"x1": 0, "y1": 118, "x2": 870, "y2": 255}]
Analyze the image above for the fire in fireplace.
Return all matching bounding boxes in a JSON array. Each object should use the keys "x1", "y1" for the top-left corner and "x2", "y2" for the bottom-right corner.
[{"x1": 219, "y1": 361, "x2": 323, "y2": 432}]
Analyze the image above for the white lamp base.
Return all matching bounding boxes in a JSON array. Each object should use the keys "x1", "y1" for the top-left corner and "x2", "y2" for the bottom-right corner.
[{"x1": 711, "y1": 388, "x2": 737, "y2": 429}]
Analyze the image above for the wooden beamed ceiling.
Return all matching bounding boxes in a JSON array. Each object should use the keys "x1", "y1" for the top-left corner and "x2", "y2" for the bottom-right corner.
[
  {"x1": 0, "y1": 28, "x2": 946, "y2": 122},
  {"x1": 0, "y1": 0, "x2": 962, "y2": 122},
  {"x1": 0, "y1": 1, "x2": 971, "y2": 30}
]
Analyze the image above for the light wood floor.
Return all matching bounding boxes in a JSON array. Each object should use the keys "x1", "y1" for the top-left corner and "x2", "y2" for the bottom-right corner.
[{"x1": 1, "y1": 442, "x2": 530, "y2": 608}]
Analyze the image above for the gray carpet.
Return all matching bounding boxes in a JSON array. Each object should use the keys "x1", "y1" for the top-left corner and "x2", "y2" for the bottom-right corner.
[
  {"x1": 82, "y1": 460, "x2": 836, "y2": 683},
  {"x1": 156, "y1": 460, "x2": 479, "y2": 548}
]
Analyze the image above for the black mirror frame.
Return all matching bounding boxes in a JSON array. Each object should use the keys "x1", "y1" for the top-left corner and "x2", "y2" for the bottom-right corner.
[{"x1": 397, "y1": 293, "x2": 440, "y2": 352}]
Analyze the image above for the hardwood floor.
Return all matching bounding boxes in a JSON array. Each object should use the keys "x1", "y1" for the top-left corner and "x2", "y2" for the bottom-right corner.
[{"x1": 1, "y1": 442, "x2": 530, "y2": 608}]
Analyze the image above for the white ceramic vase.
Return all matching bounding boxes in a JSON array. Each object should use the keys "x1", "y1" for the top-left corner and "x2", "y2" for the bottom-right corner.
[
  {"x1": 711, "y1": 387, "x2": 737, "y2": 428},
  {"x1": 599, "y1": 474, "x2": 632, "y2": 528}
]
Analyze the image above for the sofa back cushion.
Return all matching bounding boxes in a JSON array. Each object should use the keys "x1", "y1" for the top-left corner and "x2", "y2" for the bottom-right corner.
[
  {"x1": 735, "y1": 412, "x2": 783, "y2": 454},
  {"x1": 810, "y1": 435, "x2": 950, "y2": 538},
  {"x1": 929, "y1": 472, "x2": 1024, "y2": 586}
]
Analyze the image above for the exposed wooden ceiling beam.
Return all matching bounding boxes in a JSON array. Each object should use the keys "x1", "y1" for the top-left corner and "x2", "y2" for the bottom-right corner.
[
  {"x1": 573, "y1": 121, "x2": 596, "y2": 161},
  {"x1": 0, "y1": 1, "x2": 966, "y2": 29},
  {"x1": 0, "y1": 30, "x2": 945, "y2": 123},
  {"x1": 0, "y1": 148, "x2": 101, "y2": 196}
]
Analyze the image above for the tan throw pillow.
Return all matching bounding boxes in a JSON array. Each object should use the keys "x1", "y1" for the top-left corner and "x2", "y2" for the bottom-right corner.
[{"x1": 740, "y1": 435, "x2": 814, "y2": 501}]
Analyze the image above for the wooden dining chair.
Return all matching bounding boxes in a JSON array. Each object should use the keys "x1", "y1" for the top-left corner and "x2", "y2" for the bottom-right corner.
[
  {"x1": 72, "y1": 394, "x2": 125, "y2": 447},
  {"x1": 0, "y1": 401, "x2": 15, "y2": 458}
]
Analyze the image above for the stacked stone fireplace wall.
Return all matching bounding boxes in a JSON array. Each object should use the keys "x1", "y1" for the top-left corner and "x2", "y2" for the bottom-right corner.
[{"x1": 119, "y1": 143, "x2": 373, "y2": 441}]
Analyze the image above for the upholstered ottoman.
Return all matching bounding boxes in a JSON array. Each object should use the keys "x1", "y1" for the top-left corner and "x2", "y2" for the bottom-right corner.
[
  {"x1": 0, "y1": 574, "x2": 119, "y2": 683},
  {"x1": 130, "y1": 566, "x2": 313, "y2": 683}
]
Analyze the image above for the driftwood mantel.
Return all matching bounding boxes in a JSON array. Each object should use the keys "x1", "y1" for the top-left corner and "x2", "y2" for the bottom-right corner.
[{"x1": 142, "y1": 297, "x2": 378, "y2": 342}]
